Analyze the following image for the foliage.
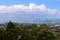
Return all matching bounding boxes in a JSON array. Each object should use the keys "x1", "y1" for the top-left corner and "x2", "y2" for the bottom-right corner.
[
  {"x1": 0, "y1": 23, "x2": 59, "y2": 40},
  {"x1": 6, "y1": 21, "x2": 15, "y2": 30}
]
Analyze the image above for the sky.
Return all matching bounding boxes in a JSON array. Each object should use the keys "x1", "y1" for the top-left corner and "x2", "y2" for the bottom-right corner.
[{"x1": 0, "y1": 0, "x2": 60, "y2": 23}]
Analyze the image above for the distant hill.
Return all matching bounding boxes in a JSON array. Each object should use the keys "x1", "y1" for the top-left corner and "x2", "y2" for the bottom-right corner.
[{"x1": 0, "y1": 19, "x2": 60, "y2": 24}]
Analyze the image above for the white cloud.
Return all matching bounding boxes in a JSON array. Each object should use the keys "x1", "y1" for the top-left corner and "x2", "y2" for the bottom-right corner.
[
  {"x1": 47, "y1": 9, "x2": 58, "y2": 14},
  {"x1": 0, "y1": 3, "x2": 59, "y2": 14},
  {"x1": 37, "y1": 4, "x2": 46, "y2": 11},
  {"x1": 0, "y1": 3, "x2": 60, "y2": 23}
]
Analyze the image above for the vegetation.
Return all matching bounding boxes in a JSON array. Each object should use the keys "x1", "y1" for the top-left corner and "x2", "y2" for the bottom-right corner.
[{"x1": 0, "y1": 21, "x2": 59, "y2": 40}]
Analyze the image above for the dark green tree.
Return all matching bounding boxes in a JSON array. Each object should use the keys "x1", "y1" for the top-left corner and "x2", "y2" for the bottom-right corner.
[
  {"x1": 36, "y1": 29, "x2": 57, "y2": 40},
  {"x1": 6, "y1": 21, "x2": 15, "y2": 30},
  {"x1": 0, "y1": 23, "x2": 59, "y2": 40}
]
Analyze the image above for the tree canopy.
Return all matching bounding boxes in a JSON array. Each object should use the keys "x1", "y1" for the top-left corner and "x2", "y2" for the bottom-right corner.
[
  {"x1": 0, "y1": 23, "x2": 59, "y2": 40},
  {"x1": 6, "y1": 21, "x2": 15, "y2": 30}
]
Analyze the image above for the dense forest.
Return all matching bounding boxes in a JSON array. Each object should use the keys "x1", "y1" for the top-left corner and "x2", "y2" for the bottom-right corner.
[{"x1": 0, "y1": 21, "x2": 60, "y2": 40}]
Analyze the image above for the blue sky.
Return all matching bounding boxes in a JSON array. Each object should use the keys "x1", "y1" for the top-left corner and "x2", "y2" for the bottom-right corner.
[
  {"x1": 0, "y1": 0, "x2": 60, "y2": 23},
  {"x1": 0, "y1": 0, "x2": 60, "y2": 10}
]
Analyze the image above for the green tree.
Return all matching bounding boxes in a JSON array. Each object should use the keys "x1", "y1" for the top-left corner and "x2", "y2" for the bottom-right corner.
[
  {"x1": 0, "y1": 23, "x2": 59, "y2": 40},
  {"x1": 6, "y1": 21, "x2": 15, "y2": 30},
  {"x1": 36, "y1": 29, "x2": 57, "y2": 40},
  {"x1": 32, "y1": 24, "x2": 58, "y2": 40}
]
